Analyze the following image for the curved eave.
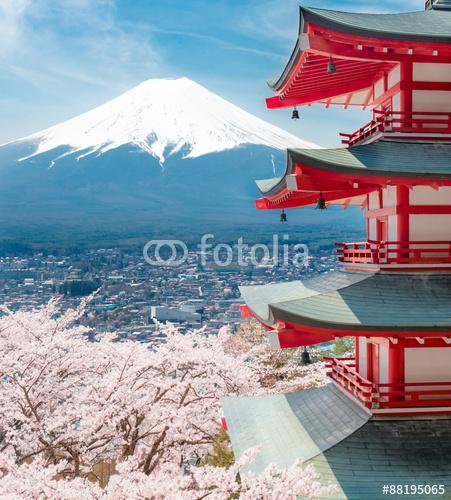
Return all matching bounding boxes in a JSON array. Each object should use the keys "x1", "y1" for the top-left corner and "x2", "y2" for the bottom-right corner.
[
  {"x1": 288, "y1": 145, "x2": 451, "y2": 181},
  {"x1": 268, "y1": 6, "x2": 395, "y2": 94},
  {"x1": 268, "y1": 6, "x2": 451, "y2": 107},
  {"x1": 302, "y1": 7, "x2": 451, "y2": 44},
  {"x1": 268, "y1": 7, "x2": 305, "y2": 92},
  {"x1": 241, "y1": 272, "x2": 451, "y2": 335},
  {"x1": 255, "y1": 141, "x2": 451, "y2": 208},
  {"x1": 271, "y1": 306, "x2": 451, "y2": 334}
]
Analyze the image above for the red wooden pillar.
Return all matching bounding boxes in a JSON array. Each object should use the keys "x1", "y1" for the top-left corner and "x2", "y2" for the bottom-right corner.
[
  {"x1": 355, "y1": 336, "x2": 360, "y2": 373},
  {"x1": 400, "y1": 62, "x2": 413, "y2": 114},
  {"x1": 366, "y1": 341, "x2": 373, "y2": 381},
  {"x1": 388, "y1": 343, "x2": 404, "y2": 400},
  {"x1": 397, "y1": 62, "x2": 412, "y2": 262},
  {"x1": 397, "y1": 186, "x2": 410, "y2": 261}
]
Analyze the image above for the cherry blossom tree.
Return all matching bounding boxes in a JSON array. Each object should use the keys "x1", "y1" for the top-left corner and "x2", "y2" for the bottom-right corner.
[
  {"x1": 0, "y1": 300, "x2": 334, "y2": 498},
  {"x1": 0, "y1": 447, "x2": 337, "y2": 499},
  {"x1": 0, "y1": 450, "x2": 100, "y2": 499},
  {"x1": 105, "y1": 449, "x2": 337, "y2": 499},
  {"x1": 225, "y1": 321, "x2": 328, "y2": 394},
  {"x1": 0, "y1": 300, "x2": 258, "y2": 475}
]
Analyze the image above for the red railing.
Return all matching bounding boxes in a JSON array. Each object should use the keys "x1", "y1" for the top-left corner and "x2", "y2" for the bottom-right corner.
[
  {"x1": 340, "y1": 110, "x2": 451, "y2": 147},
  {"x1": 325, "y1": 357, "x2": 451, "y2": 411},
  {"x1": 324, "y1": 357, "x2": 373, "y2": 407},
  {"x1": 336, "y1": 240, "x2": 451, "y2": 265}
]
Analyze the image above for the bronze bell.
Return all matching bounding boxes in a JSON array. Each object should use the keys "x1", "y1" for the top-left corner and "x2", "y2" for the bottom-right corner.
[
  {"x1": 327, "y1": 57, "x2": 336, "y2": 74},
  {"x1": 301, "y1": 347, "x2": 311, "y2": 365},
  {"x1": 316, "y1": 192, "x2": 327, "y2": 210},
  {"x1": 291, "y1": 107, "x2": 300, "y2": 119},
  {"x1": 280, "y1": 210, "x2": 287, "y2": 222}
]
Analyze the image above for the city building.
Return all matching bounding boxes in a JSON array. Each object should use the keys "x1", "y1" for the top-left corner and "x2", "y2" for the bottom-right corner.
[
  {"x1": 224, "y1": 2, "x2": 451, "y2": 498},
  {"x1": 150, "y1": 306, "x2": 202, "y2": 324}
]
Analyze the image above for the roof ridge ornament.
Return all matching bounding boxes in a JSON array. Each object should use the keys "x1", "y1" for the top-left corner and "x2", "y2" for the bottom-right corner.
[{"x1": 425, "y1": 0, "x2": 451, "y2": 10}]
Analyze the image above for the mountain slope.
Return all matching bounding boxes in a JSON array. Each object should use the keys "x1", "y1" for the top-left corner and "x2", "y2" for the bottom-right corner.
[
  {"x1": 0, "y1": 77, "x2": 356, "y2": 243},
  {"x1": 7, "y1": 77, "x2": 316, "y2": 166}
]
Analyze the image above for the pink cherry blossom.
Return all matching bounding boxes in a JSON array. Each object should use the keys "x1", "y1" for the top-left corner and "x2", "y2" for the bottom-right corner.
[{"x1": 0, "y1": 300, "x2": 335, "y2": 498}]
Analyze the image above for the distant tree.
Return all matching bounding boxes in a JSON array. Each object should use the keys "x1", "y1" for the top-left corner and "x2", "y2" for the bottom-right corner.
[
  {"x1": 60, "y1": 279, "x2": 100, "y2": 296},
  {"x1": 0, "y1": 241, "x2": 33, "y2": 256},
  {"x1": 332, "y1": 337, "x2": 355, "y2": 357}
]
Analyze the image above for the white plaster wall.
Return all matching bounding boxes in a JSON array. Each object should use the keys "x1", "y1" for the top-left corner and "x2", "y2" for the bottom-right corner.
[
  {"x1": 368, "y1": 219, "x2": 376, "y2": 241},
  {"x1": 374, "y1": 78, "x2": 385, "y2": 99},
  {"x1": 379, "y1": 343, "x2": 389, "y2": 388},
  {"x1": 382, "y1": 186, "x2": 397, "y2": 207},
  {"x1": 405, "y1": 348, "x2": 451, "y2": 381},
  {"x1": 387, "y1": 215, "x2": 397, "y2": 241},
  {"x1": 405, "y1": 347, "x2": 451, "y2": 398},
  {"x1": 358, "y1": 337, "x2": 368, "y2": 379},
  {"x1": 410, "y1": 186, "x2": 451, "y2": 205},
  {"x1": 413, "y1": 63, "x2": 451, "y2": 82},
  {"x1": 368, "y1": 191, "x2": 380, "y2": 210},
  {"x1": 388, "y1": 65, "x2": 400, "y2": 88},
  {"x1": 392, "y1": 92, "x2": 400, "y2": 113},
  {"x1": 413, "y1": 90, "x2": 451, "y2": 112},
  {"x1": 410, "y1": 214, "x2": 451, "y2": 241}
]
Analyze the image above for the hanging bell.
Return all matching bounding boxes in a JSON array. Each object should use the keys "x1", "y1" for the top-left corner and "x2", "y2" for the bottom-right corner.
[
  {"x1": 189, "y1": 451, "x2": 200, "y2": 466},
  {"x1": 280, "y1": 210, "x2": 288, "y2": 222},
  {"x1": 291, "y1": 107, "x2": 300, "y2": 120},
  {"x1": 327, "y1": 57, "x2": 336, "y2": 74},
  {"x1": 316, "y1": 192, "x2": 327, "y2": 210},
  {"x1": 301, "y1": 347, "x2": 311, "y2": 365}
]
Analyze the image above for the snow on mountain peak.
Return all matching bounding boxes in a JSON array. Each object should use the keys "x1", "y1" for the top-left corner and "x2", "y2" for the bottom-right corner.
[{"x1": 14, "y1": 77, "x2": 317, "y2": 165}]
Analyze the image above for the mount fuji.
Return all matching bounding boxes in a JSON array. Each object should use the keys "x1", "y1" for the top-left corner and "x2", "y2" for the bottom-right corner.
[
  {"x1": 13, "y1": 77, "x2": 316, "y2": 166},
  {"x1": 0, "y1": 77, "x2": 319, "y2": 241}
]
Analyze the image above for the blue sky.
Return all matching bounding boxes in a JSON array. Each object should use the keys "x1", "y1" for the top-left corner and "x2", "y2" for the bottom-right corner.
[{"x1": 0, "y1": 0, "x2": 424, "y2": 146}]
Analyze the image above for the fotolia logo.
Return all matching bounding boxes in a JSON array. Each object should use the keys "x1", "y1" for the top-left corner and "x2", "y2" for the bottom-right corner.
[{"x1": 143, "y1": 234, "x2": 309, "y2": 268}]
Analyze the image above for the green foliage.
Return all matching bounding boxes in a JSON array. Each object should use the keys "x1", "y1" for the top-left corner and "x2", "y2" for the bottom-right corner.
[
  {"x1": 60, "y1": 279, "x2": 101, "y2": 296},
  {"x1": 322, "y1": 337, "x2": 355, "y2": 358},
  {"x1": 202, "y1": 428, "x2": 235, "y2": 468},
  {"x1": 333, "y1": 337, "x2": 355, "y2": 357}
]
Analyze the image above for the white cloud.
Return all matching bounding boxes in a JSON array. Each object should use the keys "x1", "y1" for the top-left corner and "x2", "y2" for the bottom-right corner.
[
  {"x1": 0, "y1": 0, "x2": 30, "y2": 56},
  {"x1": 0, "y1": 0, "x2": 163, "y2": 90},
  {"x1": 0, "y1": 0, "x2": 167, "y2": 142},
  {"x1": 238, "y1": 0, "x2": 426, "y2": 46}
]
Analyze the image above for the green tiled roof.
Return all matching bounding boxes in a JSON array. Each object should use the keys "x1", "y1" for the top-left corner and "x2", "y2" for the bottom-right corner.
[
  {"x1": 269, "y1": 7, "x2": 451, "y2": 91},
  {"x1": 223, "y1": 384, "x2": 451, "y2": 499},
  {"x1": 256, "y1": 141, "x2": 451, "y2": 196},
  {"x1": 239, "y1": 271, "x2": 369, "y2": 324},
  {"x1": 255, "y1": 177, "x2": 283, "y2": 193},
  {"x1": 222, "y1": 384, "x2": 369, "y2": 475},
  {"x1": 302, "y1": 7, "x2": 451, "y2": 43},
  {"x1": 240, "y1": 271, "x2": 451, "y2": 331},
  {"x1": 311, "y1": 417, "x2": 451, "y2": 499}
]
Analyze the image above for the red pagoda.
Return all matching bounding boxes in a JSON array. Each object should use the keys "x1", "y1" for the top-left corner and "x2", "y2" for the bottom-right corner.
[
  {"x1": 240, "y1": 0, "x2": 451, "y2": 418},
  {"x1": 222, "y1": 3, "x2": 451, "y2": 498}
]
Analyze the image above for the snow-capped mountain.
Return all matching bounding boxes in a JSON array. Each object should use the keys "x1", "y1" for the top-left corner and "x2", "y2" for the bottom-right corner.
[
  {"x1": 0, "y1": 77, "x2": 335, "y2": 240},
  {"x1": 10, "y1": 77, "x2": 315, "y2": 166}
]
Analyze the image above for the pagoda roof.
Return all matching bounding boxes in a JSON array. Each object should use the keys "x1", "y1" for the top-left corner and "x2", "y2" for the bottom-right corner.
[
  {"x1": 222, "y1": 384, "x2": 369, "y2": 475},
  {"x1": 222, "y1": 384, "x2": 451, "y2": 497},
  {"x1": 267, "y1": 6, "x2": 451, "y2": 108},
  {"x1": 301, "y1": 7, "x2": 451, "y2": 45},
  {"x1": 240, "y1": 271, "x2": 451, "y2": 333},
  {"x1": 255, "y1": 141, "x2": 451, "y2": 209}
]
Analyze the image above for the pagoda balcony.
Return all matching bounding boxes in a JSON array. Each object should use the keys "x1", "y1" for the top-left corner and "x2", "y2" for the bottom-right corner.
[
  {"x1": 340, "y1": 110, "x2": 451, "y2": 147},
  {"x1": 325, "y1": 357, "x2": 451, "y2": 415},
  {"x1": 336, "y1": 240, "x2": 451, "y2": 266}
]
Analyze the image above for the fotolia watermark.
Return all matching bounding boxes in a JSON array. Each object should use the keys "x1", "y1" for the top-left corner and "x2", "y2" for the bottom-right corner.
[{"x1": 143, "y1": 234, "x2": 309, "y2": 268}]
